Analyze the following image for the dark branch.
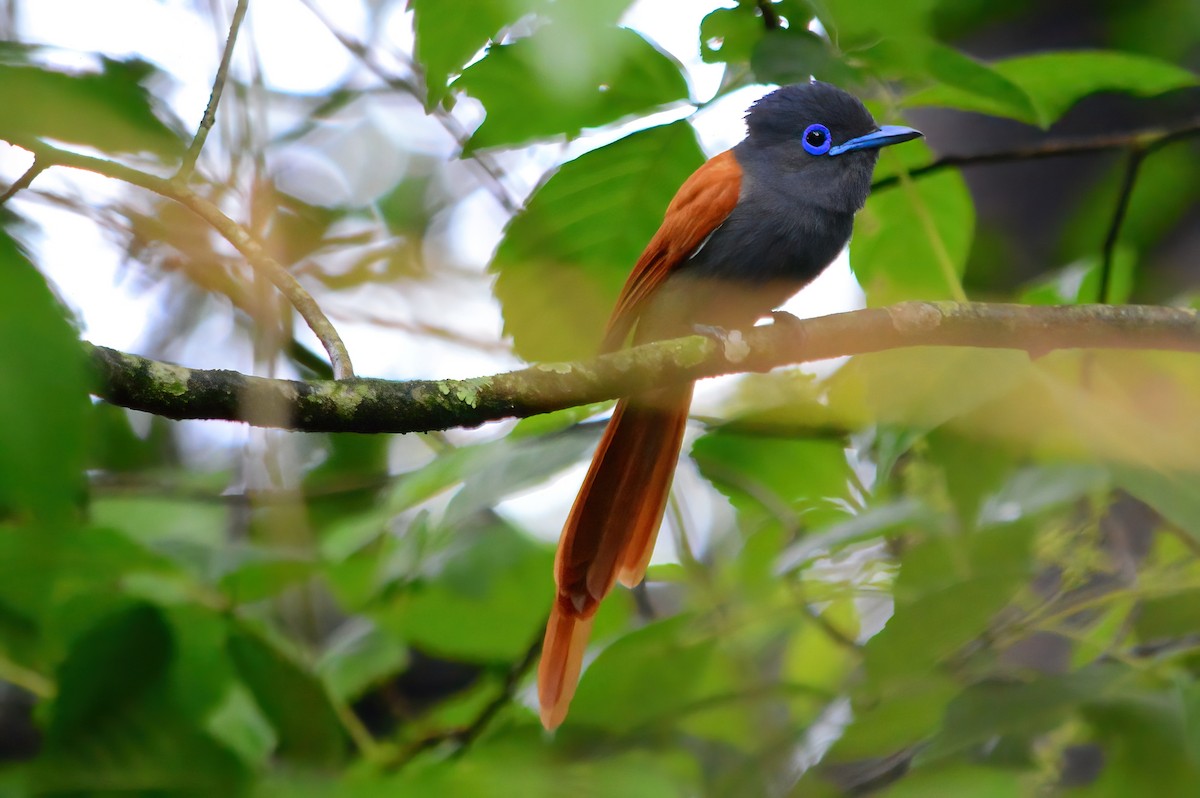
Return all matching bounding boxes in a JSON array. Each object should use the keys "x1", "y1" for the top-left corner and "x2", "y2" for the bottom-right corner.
[
  {"x1": 756, "y1": 0, "x2": 782, "y2": 30},
  {"x1": 88, "y1": 302, "x2": 1200, "y2": 434},
  {"x1": 1099, "y1": 148, "x2": 1145, "y2": 303},
  {"x1": 872, "y1": 117, "x2": 1200, "y2": 191}
]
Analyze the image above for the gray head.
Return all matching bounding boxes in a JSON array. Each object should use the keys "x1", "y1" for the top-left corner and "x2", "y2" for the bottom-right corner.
[{"x1": 736, "y1": 81, "x2": 921, "y2": 213}]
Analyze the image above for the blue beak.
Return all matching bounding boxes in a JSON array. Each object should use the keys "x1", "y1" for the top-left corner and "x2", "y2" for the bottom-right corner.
[{"x1": 828, "y1": 125, "x2": 923, "y2": 156}]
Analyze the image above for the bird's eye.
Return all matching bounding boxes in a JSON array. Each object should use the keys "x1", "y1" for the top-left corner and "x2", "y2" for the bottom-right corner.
[{"x1": 802, "y1": 123, "x2": 831, "y2": 156}]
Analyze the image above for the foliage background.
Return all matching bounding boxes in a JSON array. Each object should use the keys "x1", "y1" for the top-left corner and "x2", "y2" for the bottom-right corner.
[{"x1": 1, "y1": 0, "x2": 1199, "y2": 795}]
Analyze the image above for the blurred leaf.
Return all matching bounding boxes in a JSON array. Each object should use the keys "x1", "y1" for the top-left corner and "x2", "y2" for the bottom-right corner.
[
  {"x1": 693, "y1": 428, "x2": 855, "y2": 534},
  {"x1": 0, "y1": 58, "x2": 181, "y2": 156},
  {"x1": 751, "y1": 28, "x2": 858, "y2": 85},
  {"x1": 1082, "y1": 679, "x2": 1200, "y2": 793},
  {"x1": 35, "y1": 603, "x2": 248, "y2": 794},
  {"x1": 827, "y1": 348, "x2": 1029, "y2": 432},
  {"x1": 816, "y1": 0, "x2": 934, "y2": 46},
  {"x1": 319, "y1": 428, "x2": 592, "y2": 573},
  {"x1": 457, "y1": 24, "x2": 689, "y2": 150},
  {"x1": 853, "y1": 140, "x2": 975, "y2": 304},
  {"x1": 908, "y1": 50, "x2": 1198, "y2": 127},
  {"x1": 384, "y1": 522, "x2": 552, "y2": 661},
  {"x1": 778, "y1": 498, "x2": 934, "y2": 574},
  {"x1": 831, "y1": 674, "x2": 958, "y2": 758},
  {"x1": 509, "y1": 402, "x2": 612, "y2": 438},
  {"x1": 317, "y1": 621, "x2": 409, "y2": 702},
  {"x1": 388, "y1": 732, "x2": 699, "y2": 796},
  {"x1": 925, "y1": 663, "x2": 1126, "y2": 761},
  {"x1": 878, "y1": 763, "x2": 1026, "y2": 797},
  {"x1": 411, "y1": 0, "x2": 543, "y2": 108},
  {"x1": 923, "y1": 44, "x2": 1038, "y2": 124},
  {"x1": 86, "y1": 403, "x2": 175, "y2": 472},
  {"x1": 492, "y1": 121, "x2": 704, "y2": 361},
  {"x1": 0, "y1": 232, "x2": 88, "y2": 525},
  {"x1": 445, "y1": 427, "x2": 597, "y2": 526},
  {"x1": 46, "y1": 603, "x2": 173, "y2": 742},
  {"x1": 1020, "y1": 250, "x2": 1136, "y2": 305},
  {"x1": 700, "y1": 5, "x2": 764, "y2": 64},
  {"x1": 925, "y1": 427, "x2": 1017, "y2": 527},
  {"x1": 1058, "y1": 145, "x2": 1200, "y2": 266},
  {"x1": 568, "y1": 615, "x2": 716, "y2": 733},
  {"x1": 90, "y1": 494, "x2": 229, "y2": 576},
  {"x1": 1115, "y1": 465, "x2": 1200, "y2": 546},
  {"x1": 413, "y1": 0, "x2": 635, "y2": 108},
  {"x1": 216, "y1": 543, "x2": 316, "y2": 604},
  {"x1": 228, "y1": 626, "x2": 346, "y2": 766},
  {"x1": 863, "y1": 522, "x2": 1035, "y2": 686}
]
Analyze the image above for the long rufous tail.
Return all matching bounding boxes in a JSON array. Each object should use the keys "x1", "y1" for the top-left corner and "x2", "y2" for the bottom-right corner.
[{"x1": 538, "y1": 385, "x2": 692, "y2": 729}]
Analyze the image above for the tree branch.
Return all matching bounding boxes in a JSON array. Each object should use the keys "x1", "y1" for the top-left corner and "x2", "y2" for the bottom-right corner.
[
  {"x1": 25, "y1": 140, "x2": 356, "y2": 379},
  {"x1": 88, "y1": 301, "x2": 1200, "y2": 433},
  {"x1": 871, "y1": 117, "x2": 1200, "y2": 191}
]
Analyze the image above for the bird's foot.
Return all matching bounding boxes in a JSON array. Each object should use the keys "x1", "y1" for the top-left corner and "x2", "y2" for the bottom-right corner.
[{"x1": 693, "y1": 323, "x2": 751, "y2": 363}]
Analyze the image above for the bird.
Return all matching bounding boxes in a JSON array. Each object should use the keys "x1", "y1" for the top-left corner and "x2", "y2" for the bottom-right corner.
[{"x1": 537, "y1": 81, "x2": 922, "y2": 730}]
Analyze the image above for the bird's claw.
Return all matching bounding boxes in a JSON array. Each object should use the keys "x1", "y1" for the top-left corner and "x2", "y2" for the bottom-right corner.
[{"x1": 693, "y1": 323, "x2": 750, "y2": 363}]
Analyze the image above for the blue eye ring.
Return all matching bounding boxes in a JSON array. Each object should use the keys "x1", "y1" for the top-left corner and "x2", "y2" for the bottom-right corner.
[{"x1": 802, "y1": 123, "x2": 832, "y2": 156}]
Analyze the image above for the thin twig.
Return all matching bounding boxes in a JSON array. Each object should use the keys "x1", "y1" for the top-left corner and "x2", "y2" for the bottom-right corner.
[
  {"x1": 177, "y1": 0, "x2": 250, "y2": 182},
  {"x1": 1098, "y1": 148, "x2": 1145, "y2": 304},
  {"x1": 872, "y1": 118, "x2": 1200, "y2": 191},
  {"x1": 0, "y1": 157, "x2": 45, "y2": 205},
  {"x1": 30, "y1": 141, "x2": 355, "y2": 378}
]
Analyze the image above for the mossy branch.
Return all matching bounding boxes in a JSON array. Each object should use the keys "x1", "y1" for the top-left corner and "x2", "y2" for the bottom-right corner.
[{"x1": 88, "y1": 301, "x2": 1200, "y2": 434}]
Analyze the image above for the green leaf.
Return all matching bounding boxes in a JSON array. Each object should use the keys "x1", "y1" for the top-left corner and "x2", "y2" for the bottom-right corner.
[
  {"x1": 228, "y1": 626, "x2": 346, "y2": 766},
  {"x1": 457, "y1": 24, "x2": 689, "y2": 150},
  {"x1": 1115, "y1": 466, "x2": 1200, "y2": 547},
  {"x1": 567, "y1": 615, "x2": 716, "y2": 733},
  {"x1": 853, "y1": 140, "x2": 975, "y2": 304},
  {"x1": 384, "y1": 522, "x2": 552, "y2": 661},
  {"x1": 1020, "y1": 251, "x2": 1137, "y2": 306},
  {"x1": 317, "y1": 621, "x2": 408, "y2": 702},
  {"x1": 925, "y1": 663, "x2": 1126, "y2": 761},
  {"x1": 386, "y1": 732, "x2": 700, "y2": 796},
  {"x1": 0, "y1": 58, "x2": 181, "y2": 156},
  {"x1": 777, "y1": 498, "x2": 935, "y2": 574},
  {"x1": 1083, "y1": 680, "x2": 1200, "y2": 793},
  {"x1": 700, "y1": 6, "x2": 764, "y2": 64},
  {"x1": 0, "y1": 232, "x2": 89, "y2": 524},
  {"x1": 46, "y1": 603, "x2": 174, "y2": 742},
  {"x1": 815, "y1": 0, "x2": 934, "y2": 47},
  {"x1": 908, "y1": 50, "x2": 1198, "y2": 127},
  {"x1": 411, "y1": 0, "x2": 543, "y2": 108},
  {"x1": 1057, "y1": 145, "x2": 1200, "y2": 265},
  {"x1": 878, "y1": 764, "x2": 1026, "y2": 798},
  {"x1": 863, "y1": 522, "x2": 1034, "y2": 687},
  {"x1": 35, "y1": 603, "x2": 249, "y2": 794},
  {"x1": 411, "y1": 0, "x2": 635, "y2": 108},
  {"x1": 923, "y1": 44, "x2": 1038, "y2": 124},
  {"x1": 693, "y1": 429, "x2": 855, "y2": 534},
  {"x1": 831, "y1": 674, "x2": 959, "y2": 758},
  {"x1": 750, "y1": 28, "x2": 858, "y2": 86},
  {"x1": 491, "y1": 121, "x2": 704, "y2": 361}
]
